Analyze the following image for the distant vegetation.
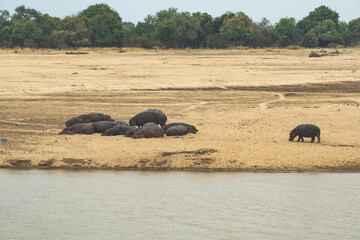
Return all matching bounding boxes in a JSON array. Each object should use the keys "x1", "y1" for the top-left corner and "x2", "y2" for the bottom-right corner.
[{"x1": 0, "y1": 4, "x2": 359, "y2": 49}]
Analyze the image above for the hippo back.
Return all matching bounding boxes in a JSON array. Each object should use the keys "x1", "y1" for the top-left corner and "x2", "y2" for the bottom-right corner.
[
  {"x1": 60, "y1": 123, "x2": 94, "y2": 135},
  {"x1": 132, "y1": 125, "x2": 164, "y2": 138},
  {"x1": 92, "y1": 121, "x2": 118, "y2": 133},
  {"x1": 163, "y1": 122, "x2": 198, "y2": 133},
  {"x1": 101, "y1": 125, "x2": 136, "y2": 136},
  {"x1": 66, "y1": 113, "x2": 114, "y2": 127},
  {"x1": 129, "y1": 109, "x2": 167, "y2": 127},
  {"x1": 292, "y1": 124, "x2": 320, "y2": 137},
  {"x1": 166, "y1": 125, "x2": 188, "y2": 136}
]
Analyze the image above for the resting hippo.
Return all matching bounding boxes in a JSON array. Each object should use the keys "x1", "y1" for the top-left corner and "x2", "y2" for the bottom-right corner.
[
  {"x1": 101, "y1": 125, "x2": 136, "y2": 136},
  {"x1": 143, "y1": 122, "x2": 158, "y2": 128},
  {"x1": 125, "y1": 128, "x2": 141, "y2": 137},
  {"x1": 289, "y1": 124, "x2": 321, "y2": 143},
  {"x1": 166, "y1": 125, "x2": 197, "y2": 136},
  {"x1": 163, "y1": 122, "x2": 198, "y2": 133},
  {"x1": 132, "y1": 125, "x2": 164, "y2": 138},
  {"x1": 129, "y1": 109, "x2": 167, "y2": 127},
  {"x1": 59, "y1": 123, "x2": 94, "y2": 135},
  {"x1": 66, "y1": 113, "x2": 114, "y2": 127},
  {"x1": 114, "y1": 121, "x2": 128, "y2": 126},
  {"x1": 92, "y1": 121, "x2": 118, "y2": 133}
]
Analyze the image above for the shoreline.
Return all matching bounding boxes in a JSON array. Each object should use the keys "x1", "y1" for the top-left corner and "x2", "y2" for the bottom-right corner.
[{"x1": 2, "y1": 165, "x2": 360, "y2": 173}]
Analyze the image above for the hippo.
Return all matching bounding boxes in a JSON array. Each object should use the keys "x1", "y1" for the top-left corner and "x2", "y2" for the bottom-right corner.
[
  {"x1": 114, "y1": 121, "x2": 128, "y2": 126},
  {"x1": 166, "y1": 125, "x2": 197, "y2": 136},
  {"x1": 65, "y1": 113, "x2": 114, "y2": 127},
  {"x1": 101, "y1": 125, "x2": 136, "y2": 136},
  {"x1": 163, "y1": 122, "x2": 198, "y2": 133},
  {"x1": 125, "y1": 128, "x2": 142, "y2": 137},
  {"x1": 92, "y1": 121, "x2": 118, "y2": 133},
  {"x1": 143, "y1": 122, "x2": 158, "y2": 128},
  {"x1": 132, "y1": 125, "x2": 164, "y2": 138},
  {"x1": 289, "y1": 124, "x2": 321, "y2": 143},
  {"x1": 129, "y1": 109, "x2": 167, "y2": 127},
  {"x1": 59, "y1": 123, "x2": 94, "y2": 135}
]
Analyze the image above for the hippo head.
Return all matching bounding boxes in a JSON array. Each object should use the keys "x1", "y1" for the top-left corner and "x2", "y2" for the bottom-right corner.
[
  {"x1": 104, "y1": 115, "x2": 115, "y2": 122},
  {"x1": 129, "y1": 118, "x2": 136, "y2": 126},
  {"x1": 59, "y1": 126, "x2": 75, "y2": 135},
  {"x1": 66, "y1": 117, "x2": 82, "y2": 127},
  {"x1": 132, "y1": 130, "x2": 145, "y2": 138},
  {"x1": 187, "y1": 126, "x2": 197, "y2": 134},
  {"x1": 125, "y1": 128, "x2": 138, "y2": 137},
  {"x1": 101, "y1": 129, "x2": 114, "y2": 136},
  {"x1": 289, "y1": 131, "x2": 297, "y2": 141}
]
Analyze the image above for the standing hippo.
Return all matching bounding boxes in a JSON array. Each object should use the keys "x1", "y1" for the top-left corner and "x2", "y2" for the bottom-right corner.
[
  {"x1": 132, "y1": 125, "x2": 164, "y2": 139},
  {"x1": 289, "y1": 124, "x2": 321, "y2": 143},
  {"x1": 163, "y1": 122, "x2": 198, "y2": 133},
  {"x1": 129, "y1": 109, "x2": 167, "y2": 127},
  {"x1": 92, "y1": 121, "x2": 119, "y2": 133},
  {"x1": 59, "y1": 123, "x2": 94, "y2": 135},
  {"x1": 66, "y1": 113, "x2": 114, "y2": 127},
  {"x1": 166, "y1": 125, "x2": 197, "y2": 136},
  {"x1": 101, "y1": 125, "x2": 136, "y2": 136}
]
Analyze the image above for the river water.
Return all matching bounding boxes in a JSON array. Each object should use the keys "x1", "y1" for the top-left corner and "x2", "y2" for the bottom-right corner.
[{"x1": 0, "y1": 169, "x2": 359, "y2": 240}]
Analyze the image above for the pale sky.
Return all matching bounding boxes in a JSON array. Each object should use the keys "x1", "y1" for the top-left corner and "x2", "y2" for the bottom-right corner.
[{"x1": 1, "y1": 0, "x2": 359, "y2": 24}]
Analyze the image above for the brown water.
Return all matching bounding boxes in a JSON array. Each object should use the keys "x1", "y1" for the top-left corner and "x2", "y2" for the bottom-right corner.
[{"x1": 0, "y1": 169, "x2": 359, "y2": 240}]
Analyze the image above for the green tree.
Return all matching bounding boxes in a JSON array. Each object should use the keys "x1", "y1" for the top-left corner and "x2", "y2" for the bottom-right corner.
[
  {"x1": 213, "y1": 12, "x2": 235, "y2": 33},
  {"x1": 133, "y1": 16, "x2": 158, "y2": 48},
  {"x1": 0, "y1": 10, "x2": 11, "y2": 46},
  {"x1": 301, "y1": 30, "x2": 319, "y2": 47},
  {"x1": 12, "y1": 5, "x2": 41, "y2": 21},
  {"x1": 176, "y1": 12, "x2": 203, "y2": 48},
  {"x1": 312, "y1": 19, "x2": 342, "y2": 47},
  {"x1": 49, "y1": 30, "x2": 69, "y2": 49},
  {"x1": 193, "y1": 12, "x2": 213, "y2": 35},
  {"x1": 275, "y1": 17, "x2": 301, "y2": 46},
  {"x1": 192, "y1": 12, "x2": 213, "y2": 47},
  {"x1": 49, "y1": 16, "x2": 90, "y2": 48},
  {"x1": 154, "y1": 19, "x2": 179, "y2": 48},
  {"x1": 152, "y1": 9, "x2": 203, "y2": 48},
  {"x1": 37, "y1": 14, "x2": 60, "y2": 47},
  {"x1": 79, "y1": 4, "x2": 124, "y2": 47},
  {"x1": 206, "y1": 12, "x2": 234, "y2": 48},
  {"x1": 123, "y1": 22, "x2": 136, "y2": 47},
  {"x1": 220, "y1": 12, "x2": 257, "y2": 47},
  {"x1": 9, "y1": 19, "x2": 43, "y2": 47},
  {"x1": 155, "y1": 8, "x2": 179, "y2": 23},
  {"x1": 253, "y1": 18, "x2": 279, "y2": 47},
  {"x1": 347, "y1": 18, "x2": 360, "y2": 46},
  {"x1": 297, "y1": 5, "x2": 339, "y2": 34}
]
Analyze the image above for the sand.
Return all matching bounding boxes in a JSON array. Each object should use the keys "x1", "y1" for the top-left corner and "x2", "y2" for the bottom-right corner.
[{"x1": 0, "y1": 48, "x2": 359, "y2": 171}]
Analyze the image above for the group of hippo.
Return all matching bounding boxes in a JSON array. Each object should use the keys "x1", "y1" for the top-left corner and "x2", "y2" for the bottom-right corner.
[
  {"x1": 59, "y1": 109, "x2": 321, "y2": 143},
  {"x1": 59, "y1": 109, "x2": 198, "y2": 138}
]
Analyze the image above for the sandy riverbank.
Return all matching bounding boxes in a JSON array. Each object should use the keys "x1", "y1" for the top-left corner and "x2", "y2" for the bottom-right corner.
[{"x1": 0, "y1": 48, "x2": 359, "y2": 171}]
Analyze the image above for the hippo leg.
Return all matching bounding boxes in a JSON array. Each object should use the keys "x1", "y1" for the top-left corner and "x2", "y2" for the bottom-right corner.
[
  {"x1": 311, "y1": 136, "x2": 315, "y2": 143},
  {"x1": 316, "y1": 134, "x2": 321, "y2": 143},
  {"x1": 297, "y1": 136, "x2": 301, "y2": 142}
]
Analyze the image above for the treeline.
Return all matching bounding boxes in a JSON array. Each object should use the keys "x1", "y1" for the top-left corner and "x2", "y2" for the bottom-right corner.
[{"x1": 0, "y1": 4, "x2": 359, "y2": 49}]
